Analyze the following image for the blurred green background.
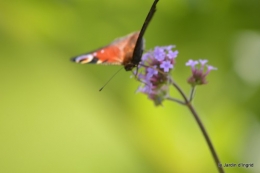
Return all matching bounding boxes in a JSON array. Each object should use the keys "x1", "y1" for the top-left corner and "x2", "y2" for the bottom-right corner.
[{"x1": 0, "y1": 0, "x2": 259, "y2": 173}]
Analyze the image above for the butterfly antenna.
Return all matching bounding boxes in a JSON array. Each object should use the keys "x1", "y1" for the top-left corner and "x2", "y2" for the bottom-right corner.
[{"x1": 99, "y1": 67, "x2": 124, "y2": 91}]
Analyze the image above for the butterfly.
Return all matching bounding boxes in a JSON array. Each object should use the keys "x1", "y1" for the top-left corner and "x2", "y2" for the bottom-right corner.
[{"x1": 71, "y1": 0, "x2": 159, "y2": 71}]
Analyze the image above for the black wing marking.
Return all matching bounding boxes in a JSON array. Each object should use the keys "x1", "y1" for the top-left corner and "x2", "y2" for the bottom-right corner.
[{"x1": 132, "y1": 0, "x2": 159, "y2": 65}]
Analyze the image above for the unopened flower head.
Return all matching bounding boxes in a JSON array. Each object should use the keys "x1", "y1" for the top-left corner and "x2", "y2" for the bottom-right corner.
[
  {"x1": 186, "y1": 59, "x2": 217, "y2": 86},
  {"x1": 136, "y1": 45, "x2": 178, "y2": 105}
]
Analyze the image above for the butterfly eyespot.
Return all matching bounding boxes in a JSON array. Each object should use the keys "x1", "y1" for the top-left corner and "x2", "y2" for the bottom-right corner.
[{"x1": 74, "y1": 55, "x2": 94, "y2": 64}]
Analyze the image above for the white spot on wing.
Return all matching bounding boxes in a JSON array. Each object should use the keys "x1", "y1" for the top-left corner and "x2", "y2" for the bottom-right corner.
[
  {"x1": 101, "y1": 49, "x2": 104, "y2": 53},
  {"x1": 75, "y1": 54, "x2": 93, "y2": 63}
]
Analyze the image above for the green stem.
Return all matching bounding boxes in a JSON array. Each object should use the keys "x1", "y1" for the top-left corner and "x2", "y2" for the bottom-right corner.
[{"x1": 189, "y1": 86, "x2": 196, "y2": 102}]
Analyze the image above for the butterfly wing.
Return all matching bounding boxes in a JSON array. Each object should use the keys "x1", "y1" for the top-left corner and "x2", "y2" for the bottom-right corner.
[
  {"x1": 124, "y1": 0, "x2": 159, "y2": 71},
  {"x1": 71, "y1": 32, "x2": 139, "y2": 66}
]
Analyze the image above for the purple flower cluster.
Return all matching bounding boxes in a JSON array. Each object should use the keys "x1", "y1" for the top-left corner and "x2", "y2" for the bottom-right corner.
[
  {"x1": 135, "y1": 45, "x2": 217, "y2": 105},
  {"x1": 186, "y1": 59, "x2": 217, "y2": 86},
  {"x1": 137, "y1": 46, "x2": 178, "y2": 105}
]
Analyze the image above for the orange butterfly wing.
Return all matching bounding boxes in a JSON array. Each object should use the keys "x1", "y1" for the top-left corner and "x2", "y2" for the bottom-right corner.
[{"x1": 71, "y1": 32, "x2": 139, "y2": 66}]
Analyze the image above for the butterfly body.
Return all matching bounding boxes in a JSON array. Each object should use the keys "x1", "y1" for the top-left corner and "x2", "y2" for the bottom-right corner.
[{"x1": 71, "y1": 0, "x2": 158, "y2": 71}]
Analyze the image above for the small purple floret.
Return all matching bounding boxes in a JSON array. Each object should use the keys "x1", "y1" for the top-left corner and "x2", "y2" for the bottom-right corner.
[
  {"x1": 160, "y1": 61, "x2": 173, "y2": 72},
  {"x1": 154, "y1": 47, "x2": 166, "y2": 61},
  {"x1": 167, "y1": 50, "x2": 178, "y2": 59},
  {"x1": 147, "y1": 66, "x2": 158, "y2": 78}
]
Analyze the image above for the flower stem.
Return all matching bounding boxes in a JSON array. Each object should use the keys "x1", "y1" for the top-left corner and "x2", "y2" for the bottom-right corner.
[
  {"x1": 185, "y1": 102, "x2": 224, "y2": 173},
  {"x1": 170, "y1": 78, "x2": 224, "y2": 173},
  {"x1": 189, "y1": 86, "x2": 196, "y2": 102},
  {"x1": 166, "y1": 96, "x2": 186, "y2": 105}
]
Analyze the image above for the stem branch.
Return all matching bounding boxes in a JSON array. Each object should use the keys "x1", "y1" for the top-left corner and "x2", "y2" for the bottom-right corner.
[{"x1": 166, "y1": 96, "x2": 186, "y2": 105}]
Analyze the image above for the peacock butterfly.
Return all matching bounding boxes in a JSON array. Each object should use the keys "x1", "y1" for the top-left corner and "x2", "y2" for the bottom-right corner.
[{"x1": 71, "y1": 0, "x2": 159, "y2": 71}]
